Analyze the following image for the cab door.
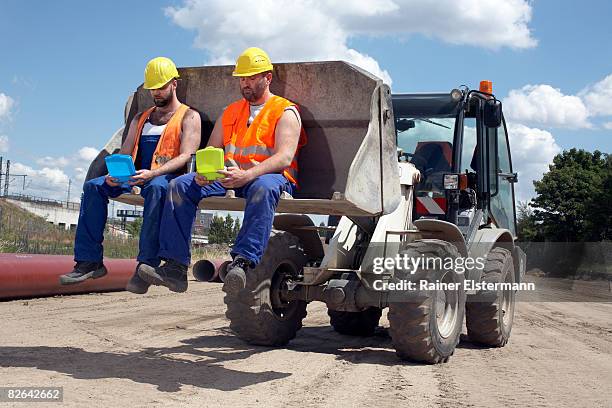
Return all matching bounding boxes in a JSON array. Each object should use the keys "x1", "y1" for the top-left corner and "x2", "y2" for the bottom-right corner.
[{"x1": 488, "y1": 117, "x2": 517, "y2": 236}]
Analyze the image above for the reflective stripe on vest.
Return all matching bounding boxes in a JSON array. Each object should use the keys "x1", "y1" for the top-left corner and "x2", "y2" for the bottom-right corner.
[
  {"x1": 132, "y1": 104, "x2": 190, "y2": 170},
  {"x1": 221, "y1": 95, "x2": 307, "y2": 185}
]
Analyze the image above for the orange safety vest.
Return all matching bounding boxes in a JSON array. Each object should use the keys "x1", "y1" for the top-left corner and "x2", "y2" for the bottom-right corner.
[
  {"x1": 221, "y1": 95, "x2": 307, "y2": 185},
  {"x1": 131, "y1": 103, "x2": 190, "y2": 170}
]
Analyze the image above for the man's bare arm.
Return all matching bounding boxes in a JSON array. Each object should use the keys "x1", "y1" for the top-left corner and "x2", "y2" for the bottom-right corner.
[
  {"x1": 118, "y1": 114, "x2": 141, "y2": 155},
  {"x1": 245, "y1": 109, "x2": 300, "y2": 179},
  {"x1": 149, "y1": 109, "x2": 201, "y2": 176},
  {"x1": 207, "y1": 112, "x2": 225, "y2": 148}
]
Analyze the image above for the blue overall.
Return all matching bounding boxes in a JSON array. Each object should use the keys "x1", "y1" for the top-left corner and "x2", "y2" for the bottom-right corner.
[
  {"x1": 157, "y1": 173, "x2": 294, "y2": 266},
  {"x1": 73, "y1": 174, "x2": 176, "y2": 266},
  {"x1": 74, "y1": 132, "x2": 174, "y2": 267}
]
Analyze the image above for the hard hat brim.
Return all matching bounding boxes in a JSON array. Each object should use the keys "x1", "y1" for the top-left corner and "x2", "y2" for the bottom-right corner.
[
  {"x1": 143, "y1": 76, "x2": 179, "y2": 90},
  {"x1": 232, "y1": 66, "x2": 273, "y2": 77}
]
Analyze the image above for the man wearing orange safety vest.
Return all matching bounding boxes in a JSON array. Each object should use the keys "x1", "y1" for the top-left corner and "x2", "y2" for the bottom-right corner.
[
  {"x1": 138, "y1": 47, "x2": 307, "y2": 294},
  {"x1": 59, "y1": 57, "x2": 201, "y2": 293}
]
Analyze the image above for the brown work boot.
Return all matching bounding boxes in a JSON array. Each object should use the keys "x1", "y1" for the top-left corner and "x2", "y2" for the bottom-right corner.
[
  {"x1": 125, "y1": 263, "x2": 151, "y2": 294},
  {"x1": 138, "y1": 260, "x2": 188, "y2": 293}
]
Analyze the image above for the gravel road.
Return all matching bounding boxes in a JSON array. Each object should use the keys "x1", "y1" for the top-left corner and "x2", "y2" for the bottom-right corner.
[{"x1": 1, "y1": 275, "x2": 610, "y2": 407}]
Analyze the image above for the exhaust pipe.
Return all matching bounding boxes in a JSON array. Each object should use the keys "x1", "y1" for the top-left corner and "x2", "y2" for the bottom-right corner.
[{"x1": 0, "y1": 253, "x2": 137, "y2": 300}]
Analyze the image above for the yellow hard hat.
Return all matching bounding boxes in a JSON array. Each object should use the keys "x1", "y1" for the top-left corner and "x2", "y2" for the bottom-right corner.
[
  {"x1": 144, "y1": 57, "x2": 180, "y2": 89},
  {"x1": 232, "y1": 47, "x2": 273, "y2": 77}
]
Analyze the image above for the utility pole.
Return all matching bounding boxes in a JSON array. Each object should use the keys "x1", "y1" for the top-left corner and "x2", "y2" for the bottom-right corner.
[
  {"x1": 3, "y1": 160, "x2": 9, "y2": 196},
  {"x1": 0, "y1": 159, "x2": 27, "y2": 197},
  {"x1": 66, "y1": 179, "x2": 72, "y2": 205}
]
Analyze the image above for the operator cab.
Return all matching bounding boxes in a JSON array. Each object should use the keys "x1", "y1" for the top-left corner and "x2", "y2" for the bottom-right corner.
[{"x1": 392, "y1": 82, "x2": 518, "y2": 239}]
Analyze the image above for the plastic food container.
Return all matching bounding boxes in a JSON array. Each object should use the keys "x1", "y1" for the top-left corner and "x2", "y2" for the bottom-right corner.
[
  {"x1": 105, "y1": 154, "x2": 136, "y2": 182},
  {"x1": 196, "y1": 147, "x2": 225, "y2": 180}
]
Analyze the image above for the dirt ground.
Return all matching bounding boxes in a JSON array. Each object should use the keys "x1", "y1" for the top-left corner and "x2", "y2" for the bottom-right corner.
[{"x1": 0, "y1": 275, "x2": 610, "y2": 408}]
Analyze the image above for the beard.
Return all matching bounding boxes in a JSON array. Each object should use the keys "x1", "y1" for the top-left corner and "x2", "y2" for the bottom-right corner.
[
  {"x1": 240, "y1": 80, "x2": 266, "y2": 103},
  {"x1": 153, "y1": 93, "x2": 171, "y2": 107}
]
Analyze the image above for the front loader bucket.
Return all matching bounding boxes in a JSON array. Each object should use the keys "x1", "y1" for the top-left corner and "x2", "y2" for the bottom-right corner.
[{"x1": 87, "y1": 61, "x2": 400, "y2": 216}]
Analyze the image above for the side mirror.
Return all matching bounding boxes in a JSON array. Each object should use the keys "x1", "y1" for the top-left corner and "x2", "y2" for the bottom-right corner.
[
  {"x1": 396, "y1": 119, "x2": 415, "y2": 132},
  {"x1": 484, "y1": 99, "x2": 502, "y2": 128}
]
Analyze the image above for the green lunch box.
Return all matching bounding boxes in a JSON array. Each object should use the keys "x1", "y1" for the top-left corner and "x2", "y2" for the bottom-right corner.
[{"x1": 196, "y1": 147, "x2": 225, "y2": 180}]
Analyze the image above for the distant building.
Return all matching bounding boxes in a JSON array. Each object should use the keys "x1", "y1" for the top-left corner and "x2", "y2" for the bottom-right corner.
[{"x1": 194, "y1": 211, "x2": 213, "y2": 235}]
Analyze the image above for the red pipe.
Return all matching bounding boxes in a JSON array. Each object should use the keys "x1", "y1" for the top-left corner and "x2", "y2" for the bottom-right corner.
[
  {"x1": 192, "y1": 259, "x2": 222, "y2": 282},
  {"x1": 0, "y1": 254, "x2": 137, "y2": 300},
  {"x1": 192, "y1": 258, "x2": 231, "y2": 282},
  {"x1": 218, "y1": 260, "x2": 232, "y2": 282}
]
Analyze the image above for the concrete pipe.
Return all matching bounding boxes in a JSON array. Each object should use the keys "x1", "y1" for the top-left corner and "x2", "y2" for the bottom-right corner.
[{"x1": 0, "y1": 254, "x2": 137, "y2": 300}]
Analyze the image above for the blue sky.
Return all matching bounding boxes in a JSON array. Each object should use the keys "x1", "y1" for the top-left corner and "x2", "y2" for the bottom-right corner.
[{"x1": 0, "y1": 0, "x2": 610, "y2": 203}]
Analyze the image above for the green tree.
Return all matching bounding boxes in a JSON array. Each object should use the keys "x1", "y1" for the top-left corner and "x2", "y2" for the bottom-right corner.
[
  {"x1": 531, "y1": 149, "x2": 609, "y2": 241},
  {"x1": 516, "y1": 201, "x2": 541, "y2": 242},
  {"x1": 209, "y1": 214, "x2": 241, "y2": 244},
  {"x1": 224, "y1": 214, "x2": 234, "y2": 243},
  {"x1": 208, "y1": 215, "x2": 227, "y2": 244},
  {"x1": 232, "y1": 217, "x2": 242, "y2": 242},
  {"x1": 125, "y1": 217, "x2": 143, "y2": 237},
  {"x1": 588, "y1": 154, "x2": 612, "y2": 240}
]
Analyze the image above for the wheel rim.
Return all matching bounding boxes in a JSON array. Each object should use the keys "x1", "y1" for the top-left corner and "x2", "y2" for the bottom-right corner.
[
  {"x1": 435, "y1": 271, "x2": 459, "y2": 339},
  {"x1": 270, "y1": 261, "x2": 299, "y2": 320}
]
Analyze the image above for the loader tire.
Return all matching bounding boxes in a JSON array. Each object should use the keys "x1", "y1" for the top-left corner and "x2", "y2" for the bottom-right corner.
[
  {"x1": 328, "y1": 307, "x2": 382, "y2": 336},
  {"x1": 224, "y1": 230, "x2": 307, "y2": 346},
  {"x1": 466, "y1": 247, "x2": 515, "y2": 347},
  {"x1": 388, "y1": 240, "x2": 466, "y2": 364}
]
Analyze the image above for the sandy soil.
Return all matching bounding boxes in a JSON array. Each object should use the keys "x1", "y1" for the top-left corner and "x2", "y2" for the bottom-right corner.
[{"x1": 0, "y1": 276, "x2": 610, "y2": 408}]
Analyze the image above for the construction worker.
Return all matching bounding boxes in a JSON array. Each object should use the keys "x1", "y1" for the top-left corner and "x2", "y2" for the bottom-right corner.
[
  {"x1": 59, "y1": 57, "x2": 201, "y2": 293},
  {"x1": 138, "y1": 47, "x2": 306, "y2": 294}
]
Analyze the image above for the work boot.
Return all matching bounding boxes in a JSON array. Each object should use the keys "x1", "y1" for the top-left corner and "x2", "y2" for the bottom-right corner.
[
  {"x1": 59, "y1": 261, "x2": 107, "y2": 285},
  {"x1": 222, "y1": 256, "x2": 250, "y2": 296},
  {"x1": 137, "y1": 259, "x2": 188, "y2": 293},
  {"x1": 125, "y1": 263, "x2": 151, "y2": 294}
]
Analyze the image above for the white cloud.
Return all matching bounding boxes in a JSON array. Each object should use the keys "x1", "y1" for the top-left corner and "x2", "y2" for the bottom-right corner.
[
  {"x1": 34, "y1": 146, "x2": 98, "y2": 170},
  {"x1": 0, "y1": 93, "x2": 15, "y2": 122},
  {"x1": 73, "y1": 166, "x2": 88, "y2": 184},
  {"x1": 580, "y1": 74, "x2": 612, "y2": 117},
  {"x1": 503, "y1": 84, "x2": 591, "y2": 129},
  {"x1": 77, "y1": 146, "x2": 99, "y2": 162},
  {"x1": 503, "y1": 73, "x2": 612, "y2": 130},
  {"x1": 36, "y1": 156, "x2": 69, "y2": 167},
  {"x1": 9, "y1": 162, "x2": 70, "y2": 201},
  {"x1": 8, "y1": 146, "x2": 100, "y2": 201},
  {"x1": 166, "y1": 0, "x2": 537, "y2": 85},
  {"x1": 603, "y1": 122, "x2": 612, "y2": 130},
  {"x1": 329, "y1": 0, "x2": 537, "y2": 49},
  {"x1": 166, "y1": 0, "x2": 392, "y2": 83},
  {"x1": 0, "y1": 135, "x2": 8, "y2": 152},
  {"x1": 11, "y1": 75, "x2": 36, "y2": 91},
  {"x1": 507, "y1": 123, "x2": 561, "y2": 201}
]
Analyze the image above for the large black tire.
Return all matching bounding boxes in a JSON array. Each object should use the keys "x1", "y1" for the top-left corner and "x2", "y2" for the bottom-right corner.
[
  {"x1": 388, "y1": 240, "x2": 466, "y2": 364},
  {"x1": 328, "y1": 307, "x2": 382, "y2": 336},
  {"x1": 466, "y1": 247, "x2": 515, "y2": 347},
  {"x1": 224, "y1": 230, "x2": 307, "y2": 346}
]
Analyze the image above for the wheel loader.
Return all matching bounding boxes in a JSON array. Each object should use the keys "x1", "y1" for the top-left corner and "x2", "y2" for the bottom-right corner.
[{"x1": 87, "y1": 61, "x2": 526, "y2": 364}]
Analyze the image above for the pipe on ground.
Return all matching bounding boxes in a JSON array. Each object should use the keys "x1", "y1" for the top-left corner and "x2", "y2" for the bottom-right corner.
[
  {"x1": 192, "y1": 259, "x2": 231, "y2": 283},
  {"x1": 217, "y1": 260, "x2": 232, "y2": 282},
  {"x1": 0, "y1": 253, "x2": 136, "y2": 300}
]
